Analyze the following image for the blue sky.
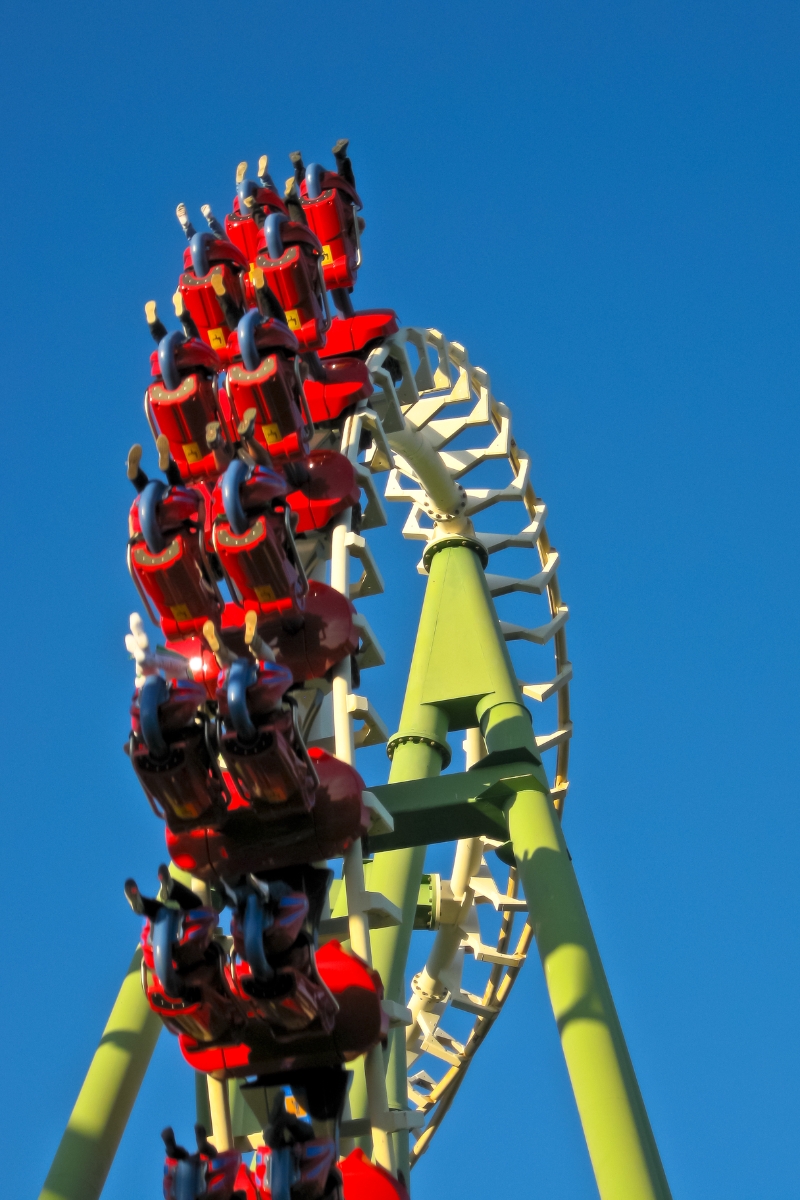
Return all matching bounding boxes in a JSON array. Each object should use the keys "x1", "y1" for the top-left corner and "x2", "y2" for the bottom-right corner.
[{"x1": 2, "y1": 1, "x2": 798, "y2": 1197}]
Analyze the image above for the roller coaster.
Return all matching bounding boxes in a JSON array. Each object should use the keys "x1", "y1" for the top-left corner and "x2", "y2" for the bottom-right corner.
[{"x1": 38, "y1": 141, "x2": 672, "y2": 1200}]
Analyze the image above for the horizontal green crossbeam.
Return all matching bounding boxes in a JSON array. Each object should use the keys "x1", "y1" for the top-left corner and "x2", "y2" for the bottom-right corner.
[{"x1": 367, "y1": 754, "x2": 549, "y2": 851}]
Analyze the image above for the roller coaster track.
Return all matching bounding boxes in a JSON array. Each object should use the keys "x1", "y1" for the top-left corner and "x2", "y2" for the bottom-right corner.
[
  {"x1": 295, "y1": 323, "x2": 570, "y2": 1161},
  {"x1": 348, "y1": 326, "x2": 571, "y2": 1163}
]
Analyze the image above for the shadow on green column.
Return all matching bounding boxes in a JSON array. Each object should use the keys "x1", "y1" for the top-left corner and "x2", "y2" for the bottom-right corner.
[
  {"x1": 507, "y1": 784, "x2": 672, "y2": 1200},
  {"x1": 38, "y1": 949, "x2": 162, "y2": 1200}
]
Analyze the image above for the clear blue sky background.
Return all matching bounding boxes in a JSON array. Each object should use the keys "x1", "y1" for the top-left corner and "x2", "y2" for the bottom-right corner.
[{"x1": 1, "y1": 1, "x2": 798, "y2": 1197}]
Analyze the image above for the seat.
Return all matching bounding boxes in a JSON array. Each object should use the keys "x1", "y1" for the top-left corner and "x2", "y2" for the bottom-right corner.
[
  {"x1": 127, "y1": 869, "x2": 244, "y2": 1045},
  {"x1": 177, "y1": 940, "x2": 388, "y2": 1077},
  {"x1": 318, "y1": 311, "x2": 399, "y2": 359},
  {"x1": 255, "y1": 215, "x2": 329, "y2": 352},
  {"x1": 211, "y1": 458, "x2": 307, "y2": 630},
  {"x1": 302, "y1": 357, "x2": 373, "y2": 425},
  {"x1": 215, "y1": 657, "x2": 316, "y2": 812},
  {"x1": 145, "y1": 328, "x2": 232, "y2": 484},
  {"x1": 299, "y1": 160, "x2": 362, "y2": 294},
  {"x1": 128, "y1": 480, "x2": 224, "y2": 639},
  {"x1": 340, "y1": 1150, "x2": 410, "y2": 1200},
  {"x1": 162, "y1": 1124, "x2": 242, "y2": 1200},
  {"x1": 225, "y1": 870, "x2": 337, "y2": 1040},
  {"x1": 165, "y1": 747, "x2": 369, "y2": 881},
  {"x1": 253, "y1": 1097, "x2": 340, "y2": 1200},
  {"x1": 176, "y1": 231, "x2": 250, "y2": 360},
  {"x1": 226, "y1": 310, "x2": 311, "y2": 465},
  {"x1": 224, "y1": 160, "x2": 289, "y2": 282},
  {"x1": 287, "y1": 450, "x2": 360, "y2": 534},
  {"x1": 128, "y1": 674, "x2": 226, "y2": 830}
]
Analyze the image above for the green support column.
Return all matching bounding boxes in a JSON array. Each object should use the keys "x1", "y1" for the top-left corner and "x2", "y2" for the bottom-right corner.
[
  {"x1": 349, "y1": 741, "x2": 443, "y2": 1172},
  {"x1": 366, "y1": 540, "x2": 671, "y2": 1200},
  {"x1": 457, "y1": 541, "x2": 670, "y2": 1199},
  {"x1": 350, "y1": 534, "x2": 538, "y2": 1177},
  {"x1": 371, "y1": 744, "x2": 445, "y2": 1007},
  {"x1": 369, "y1": 743, "x2": 442, "y2": 1178},
  {"x1": 39, "y1": 948, "x2": 162, "y2": 1200},
  {"x1": 506, "y1": 783, "x2": 671, "y2": 1200}
]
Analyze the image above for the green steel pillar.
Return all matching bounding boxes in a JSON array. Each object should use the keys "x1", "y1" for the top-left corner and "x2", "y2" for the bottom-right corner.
[
  {"x1": 349, "y1": 741, "x2": 444, "y2": 1172},
  {"x1": 367, "y1": 539, "x2": 671, "y2": 1200},
  {"x1": 369, "y1": 743, "x2": 442, "y2": 1178},
  {"x1": 507, "y1": 783, "x2": 671, "y2": 1200},
  {"x1": 350, "y1": 533, "x2": 533, "y2": 1174},
  {"x1": 461, "y1": 540, "x2": 670, "y2": 1199},
  {"x1": 348, "y1": 534, "x2": 470, "y2": 1168},
  {"x1": 38, "y1": 948, "x2": 162, "y2": 1200},
  {"x1": 369, "y1": 531, "x2": 535, "y2": 1014}
]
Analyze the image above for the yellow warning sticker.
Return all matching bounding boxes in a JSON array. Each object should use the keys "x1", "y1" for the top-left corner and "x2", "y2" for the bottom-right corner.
[
  {"x1": 208, "y1": 327, "x2": 226, "y2": 349},
  {"x1": 321, "y1": 244, "x2": 334, "y2": 267},
  {"x1": 284, "y1": 309, "x2": 301, "y2": 331},
  {"x1": 182, "y1": 442, "x2": 202, "y2": 464},
  {"x1": 262, "y1": 423, "x2": 281, "y2": 445},
  {"x1": 254, "y1": 584, "x2": 277, "y2": 603},
  {"x1": 169, "y1": 604, "x2": 193, "y2": 622}
]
